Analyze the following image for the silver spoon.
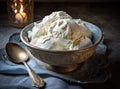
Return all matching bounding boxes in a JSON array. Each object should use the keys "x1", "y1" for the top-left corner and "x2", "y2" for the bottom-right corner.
[{"x1": 5, "y1": 42, "x2": 45, "y2": 87}]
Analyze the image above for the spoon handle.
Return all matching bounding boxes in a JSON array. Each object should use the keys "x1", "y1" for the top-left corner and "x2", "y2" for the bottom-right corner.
[{"x1": 23, "y1": 62, "x2": 45, "y2": 87}]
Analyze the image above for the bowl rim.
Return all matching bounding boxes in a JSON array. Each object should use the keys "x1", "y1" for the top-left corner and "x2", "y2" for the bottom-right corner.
[{"x1": 20, "y1": 21, "x2": 103, "y2": 53}]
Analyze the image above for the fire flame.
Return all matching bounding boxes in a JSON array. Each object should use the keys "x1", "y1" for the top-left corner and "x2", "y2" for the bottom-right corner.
[{"x1": 13, "y1": 0, "x2": 24, "y2": 14}]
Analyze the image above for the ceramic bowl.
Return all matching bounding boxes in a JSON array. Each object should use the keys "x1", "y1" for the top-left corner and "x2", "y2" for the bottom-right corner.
[{"x1": 20, "y1": 21, "x2": 103, "y2": 73}]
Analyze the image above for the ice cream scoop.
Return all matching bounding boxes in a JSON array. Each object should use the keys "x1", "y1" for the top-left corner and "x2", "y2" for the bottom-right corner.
[{"x1": 28, "y1": 11, "x2": 93, "y2": 50}]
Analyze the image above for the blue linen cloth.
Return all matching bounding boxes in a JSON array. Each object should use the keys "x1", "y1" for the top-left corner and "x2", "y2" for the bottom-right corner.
[
  {"x1": 0, "y1": 32, "x2": 108, "y2": 89},
  {"x1": 0, "y1": 33, "x2": 83, "y2": 89}
]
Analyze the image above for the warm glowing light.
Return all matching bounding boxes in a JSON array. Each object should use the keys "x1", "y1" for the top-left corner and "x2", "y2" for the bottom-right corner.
[
  {"x1": 14, "y1": 2, "x2": 17, "y2": 7},
  {"x1": 20, "y1": 0, "x2": 23, "y2": 2},
  {"x1": 14, "y1": 9, "x2": 17, "y2": 13},
  {"x1": 20, "y1": 4, "x2": 23, "y2": 14},
  {"x1": 13, "y1": 2, "x2": 27, "y2": 24},
  {"x1": 15, "y1": 12, "x2": 27, "y2": 23},
  {"x1": 8, "y1": 0, "x2": 33, "y2": 27}
]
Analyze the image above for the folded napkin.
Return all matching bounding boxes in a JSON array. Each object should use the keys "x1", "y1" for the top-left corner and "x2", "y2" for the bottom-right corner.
[{"x1": 0, "y1": 32, "x2": 108, "y2": 89}]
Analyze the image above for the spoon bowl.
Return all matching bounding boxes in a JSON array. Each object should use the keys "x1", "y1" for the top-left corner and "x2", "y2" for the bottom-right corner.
[
  {"x1": 6, "y1": 43, "x2": 28, "y2": 63},
  {"x1": 6, "y1": 42, "x2": 45, "y2": 87}
]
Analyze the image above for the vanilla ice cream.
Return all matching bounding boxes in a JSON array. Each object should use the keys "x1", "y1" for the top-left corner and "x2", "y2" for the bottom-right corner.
[{"x1": 28, "y1": 11, "x2": 93, "y2": 50}]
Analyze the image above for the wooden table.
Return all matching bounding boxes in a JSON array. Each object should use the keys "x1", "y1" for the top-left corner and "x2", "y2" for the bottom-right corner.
[{"x1": 0, "y1": 1, "x2": 120, "y2": 89}]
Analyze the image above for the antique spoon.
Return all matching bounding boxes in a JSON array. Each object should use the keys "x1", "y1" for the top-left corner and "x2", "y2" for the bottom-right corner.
[{"x1": 5, "y1": 42, "x2": 45, "y2": 87}]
